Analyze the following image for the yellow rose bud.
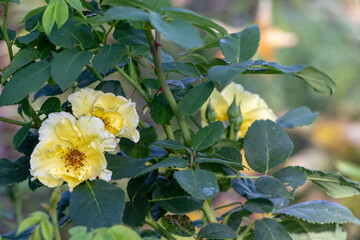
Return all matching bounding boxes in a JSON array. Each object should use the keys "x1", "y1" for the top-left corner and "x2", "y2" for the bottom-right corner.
[
  {"x1": 30, "y1": 112, "x2": 117, "y2": 191},
  {"x1": 68, "y1": 88, "x2": 140, "y2": 142},
  {"x1": 201, "y1": 82, "x2": 276, "y2": 138}
]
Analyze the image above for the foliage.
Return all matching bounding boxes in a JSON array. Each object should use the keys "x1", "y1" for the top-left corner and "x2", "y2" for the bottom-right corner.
[{"x1": 0, "y1": 0, "x2": 358, "y2": 240}]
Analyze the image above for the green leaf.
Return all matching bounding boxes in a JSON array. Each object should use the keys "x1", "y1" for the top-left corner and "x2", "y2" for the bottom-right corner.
[
  {"x1": 0, "y1": 61, "x2": 51, "y2": 106},
  {"x1": 127, "y1": 171, "x2": 158, "y2": 200},
  {"x1": 208, "y1": 60, "x2": 253, "y2": 86},
  {"x1": 153, "y1": 139, "x2": 187, "y2": 150},
  {"x1": 17, "y1": 212, "x2": 48, "y2": 235},
  {"x1": 192, "y1": 121, "x2": 224, "y2": 151},
  {"x1": 144, "y1": 0, "x2": 172, "y2": 10},
  {"x1": 179, "y1": 81, "x2": 214, "y2": 116},
  {"x1": 66, "y1": 0, "x2": 82, "y2": 12},
  {"x1": 198, "y1": 223, "x2": 237, "y2": 239},
  {"x1": 70, "y1": 180, "x2": 125, "y2": 228},
  {"x1": 225, "y1": 209, "x2": 251, "y2": 231},
  {"x1": 255, "y1": 218, "x2": 292, "y2": 240},
  {"x1": 273, "y1": 166, "x2": 307, "y2": 195},
  {"x1": 94, "y1": 225, "x2": 142, "y2": 240},
  {"x1": 38, "y1": 97, "x2": 62, "y2": 116},
  {"x1": 97, "y1": 6, "x2": 149, "y2": 24},
  {"x1": 220, "y1": 25, "x2": 260, "y2": 63},
  {"x1": 13, "y1": 123, "x2": 31, "y2": 149},
  {"x1": 2, "y1": 49, "x2": 40, "y2": 81},
  {"x1": 196, "y1": 58, "x2": 228, "y2": 75},
  {"x1": 244, "y1": 198, "x2": 274, "y2": 213},
  {"x1": 274, "y1": 200, "x2": 360, "y2": 225},
  {"x1": 101, "y1": 0, "x2": 155, "y2": 11},
  {"x1": 281, "y1": 219, "x2": 347, "y2": 240},
  {"x1": 277, "y1": 106, "x2": 318, "y2": 128},
  {"x1": 119, "y1": 127, "x2": 157, "y2": 159},
  {"x1": 216, "y1": 147, "x2": 242, "y2": 165},
  {"x1": 336, "y1": 160, "x2": 360, "y2": 181},
  {"x1": 92, "y1": 44, "x2": 127, "y2": 74},
  {"x1": 255, "y1": 176, "x2": 292, "y2": 198},
  {"x1": 69, "y1": 226, "x2": 93, "y2": 240},
  {"x1": 150, "y1": 93, "x2": 174, "y2": 125},
  {"x1": 95, "y1": 80, "x2": 125, "y2": 97},
  {"x1": 51, "y1": 48, "x2": 92, "y2": 91},
  {"x1": 195, "y1": 157, "x2": 243, "y2": 171},
  {"x1": 17, "y1": 30, "x2": 41, "y2": 45},
  {"x1": 0, "y1": 156, "x2": 30, "y2": 186},
  {"x1": 122, "y1": 196, "x2": 149, "y2": 227},
  {"x1": 162, "y1": 62, "x2": 201, "y2": 79},
  {"x1": 49, "y1": 19, "x2": 94, "y2": 49},
  {"x1": 113, "y1": 22, "x2": 148, "y2": 46},
  {"x1": 43, "y1": 0, "x2": 69, "y2": 36},
  {"x1": 21, "y1": 6, "x2": 46, "y2": 23},
  {"x1": 160, "y1": 7, "x2": 227, "y2": 36},
  {"x1": 300, "y1": 167, "x2": 360, "y2": 198},
  {"x1": 174, "y1": 169, "x2": 219, "y2": 200},
  {"x1": 161, "y1": 215, "x2": 195, "y2": 237},
  {"x1": 105, "y1": 154, "x2": 146, "y2": 180},
  {"x1": 152, "y1": 179, "x2": 204, "y2": 214},
  {"x1": 136, "y1": 156, "x2": 187, "y2": 176},
  {"x1": 40, "y1": 218, "x2": 54, "y2": 240},
  {"x1": 149, "y1": 12, "x2": 203, "y2": 49},
  {"x1": 243, "y1": 120, "x2": 293, "y2": 173}
]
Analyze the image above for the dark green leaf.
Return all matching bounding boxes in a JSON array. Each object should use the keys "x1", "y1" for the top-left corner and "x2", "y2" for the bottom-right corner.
[
  {"x1": 281, "y1": 219, "x2": 347, "y2": 240},
  {"x1": 92, "y1": 44, "x2": 127, "y2": 74},
  {"x1": 51, "y1": 48, "x2": 92, "y2": 91},
  {"x1": 123, "y1": 196, "x2": 149, "y2": 227},
  {"x1": 95, "y1": 80, "x2": 125, "y2": 97},
  {"x1": 66, "y1": 0, "x2": 83, "y2": 12},
  {"x1": 149, "y1": 12, "x2": 203, "y2": 49},
  {"x1": 195, "y1": 157, "x2": 243, "y2": 171},
  {"x1": 160, "y1": 7, "x2": 227, "y2": 36},
  {"x1": 21, "y1": 6, "x2": 46, "y2": 23},
  {"x1": 274, "y1": 200, "x2": 360, "y2": 225},
  {"x1": 70, "y1": 180, "x2": 125, "y2": 228},
  {"x1": 244, "y1": 120, "x2": 293, "y2": 173},
  {"x1": 127, "y1": 171, "x2": 158, "y2": 200},
  {"x1": 136, "y1": 156, "x2": 187, "y2": 176},
  {"x1": 300, "y1": 167, "x2": 360, "y2": 198},
  {"x1": 198, "y1": 223, "x2": 237, "y2": 239},
  {"x1": 150, "y1": 93, "x2": 174, "y2": 125},
  {"x1": 255, "y1": 218, "x2": 292, "y2": 240},
  {"x1": 102, "y1": 0, "x2": 155, "y2": 12},
  {"x1": 17, "y1": 132, "x2": 39, "y2": 157},
  {"x1": 192, "y1": 121, "x2": 224, "y2": 151},
  {"x1": 153, "y1": 139, "x2": 187, "y2": 150},
  {"x1": 244, "y1": 198, "x2": 274, "y2": 213},
  {"x1": 17, "y1": 30, "x2": 41, "y2": 45},
  {"x1": 161, "y1": 215, "x2": 195, "y2": 237},
  {"x1": 216, "y1": 147, "x2": 242, "y2": 165},
  {"x1": 0, "y1": 157, "x2": 30, "y2": 186},
  {"x1": 195, "y1": 58, "x2": 228, "y2": 75},
  {"x1": 105, "y1": 154, "x2": 146, "y2": 180},
  {"x1": 49, "y1": 19, "x2": 94, "y2": 49},
  {"x1": 152, "y1": 179, "x2": 204, "y2": 214},
  {"x1": 145, "y1": 0, "x2": 172, "y2": 10},
  {"x1": 162, "y1": 62, "x2": 201, "y2": 79},
  {"x1": 0, "y1": 61, "x2": 51, "y2": 106},
  {"x1": 113, "y1": 22, "x2": 148, "y2": 46},
  {"x1": 277, "y1": 106, "x2": 318, "y2": 128},
  {"x1": 179, "y1": 81, "x2": 214, "y2": 116},
  {"x1": 174, "y1": 169, "x2": 219, "y2": 199},
  {"x1": 0, "y1": 28, "x2": 16, "y2": 41},
  {"x1": 13, "y1": 123, "x2": 31, "y2": 149},
  {"x1": 25, "y1": 13, "x2": 42, "y2": 32},
  {"x1": 208, "y1": 60, "x2": 253, "y2": 86},
  {"x1": 220, "y1": 25, "x2": 260, "y2": 63},
  {"x1": 2, "y1": 49, "x2": 40, "y2": 80},
  {"x1": 255, "y1": 176, "x2": 291, "y2": 198},
  {"x1": 226, "y1": 209, "x2": 251, "y2": 231},
  {"x1": 97, "y1": 6, "x2": 149, "y2": 24},
  {"x1": 38, "y1": 97, "x2": 62, "y2": 116},
  {"x1": 273, "y1": 166, "x2": 307, "y2": 195}
]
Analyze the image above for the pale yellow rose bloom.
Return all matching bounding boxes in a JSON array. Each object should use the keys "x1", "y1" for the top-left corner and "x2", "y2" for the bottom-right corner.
[
  {"x1": 30, "y1": 112, "x2": 117, "y2": 191},
  {"x1": 68, "y1": 88, "x2": 140, "y2": 142},
  {"x1": 201, "y1": 82, "x2": 276, "y2": 138}
]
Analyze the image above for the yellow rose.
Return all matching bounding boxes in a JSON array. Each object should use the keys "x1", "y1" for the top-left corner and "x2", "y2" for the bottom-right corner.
[
  {"x1": 68, "y1": 88, "x2": 140, "y2": 142},
  {"x1": 30, "y1": 112, "x2": 117, "y2": 191},
  {"x1": 201, "y1": 82, "x2": 276, "y2": 138}
]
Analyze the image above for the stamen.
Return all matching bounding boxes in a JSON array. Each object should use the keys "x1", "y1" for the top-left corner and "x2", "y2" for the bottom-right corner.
[{"x1": 64, "y1": 147, "x2": 87, "y2": 171}]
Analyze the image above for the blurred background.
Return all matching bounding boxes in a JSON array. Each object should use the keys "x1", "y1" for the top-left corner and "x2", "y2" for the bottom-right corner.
[{"x1": 1, "y1": 0, "x2": 360, "y2": 238}]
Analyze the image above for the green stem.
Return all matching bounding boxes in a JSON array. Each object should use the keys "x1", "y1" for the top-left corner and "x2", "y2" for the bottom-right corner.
[
  {"x1": 85, "y1": 64, "x2": 104, "y2": 82},
  {"x1": 25, "y1": 98, "x2": 42, "y2": 128},
  {"x1": 237, "y1": 220, "x2": 256, "y2": 240},
  {"x1": 2, "y1": 3, "x2": 13, "y2": 61},
  {"x1": 220, "y1": 174, "x2": 265, "y2": 179},
  {"x1": 201, "y1": 200, "x2": 217, "y2": 223},
  {"x1": 50, "y1": 209, "x2": 61, "y2": 240},
  {"x1": 103, "y1": 23, "x2": 115, "y2": 45},
  {"x1": 115, "y1": 65, "x2": 151, "y2": 103},
  {"x1": 0, "y1": 116, "x2": 36, "y2": 127},
  {"x1": 163, "y1": 125, "x2": 175, "y2": 140},
  {"x1": 145, "y1": 215, "x2": 176, "y2": 240},
  {"x1": 228, "y1": 123, "x2": 236, "y2": 140},
  {"x1": 6, "y1": 185, "x2": 22, "y2": 225},
  {"x1": 144, "y1": 28, "x2": 192, "y2": 147}
]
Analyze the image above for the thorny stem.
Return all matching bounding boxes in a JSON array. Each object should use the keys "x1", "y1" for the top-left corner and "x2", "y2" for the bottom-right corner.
[
  {"x1": 145, "y1": 214, "x2": 176, "y2": 240},
  {"x1": 144, "y1": 27, "x2": 192, "y2": 147},
  {"x1": 86, "y1": 64, "x2": 104, "y2": 82},
  {"x1": 201, "y1": 200, "x2": 217, "y2": 223}
]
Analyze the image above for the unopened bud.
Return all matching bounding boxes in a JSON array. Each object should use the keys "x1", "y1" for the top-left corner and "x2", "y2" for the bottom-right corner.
[
  {"x1": 206, "y1": 103, "x2": 217, "y2": 123},
  {"x1": 227, "y1": 97, "x2": 243, "y2": 131}
]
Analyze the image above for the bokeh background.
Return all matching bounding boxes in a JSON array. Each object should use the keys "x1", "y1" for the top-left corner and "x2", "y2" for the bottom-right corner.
[{"x1": 1, "y1": 0, "x2": 360, "y2": 239}]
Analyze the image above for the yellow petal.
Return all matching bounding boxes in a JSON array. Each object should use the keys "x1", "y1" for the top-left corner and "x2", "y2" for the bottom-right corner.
[
  {"x1": 55, "y1": 118, "x2": 82, "y2": 147},
  {"x1": 39, "y1": 112, "x2": 76, "y2": 142},
  {"x1": 49, "y1": 166, "x2": 92, "y2": 191},
  {"x1": 68, "y1": 88, "x2": 103, "y2": 118},
  {"x1": 220, "y1": 82, "x2": 245, "y2": 105}
]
